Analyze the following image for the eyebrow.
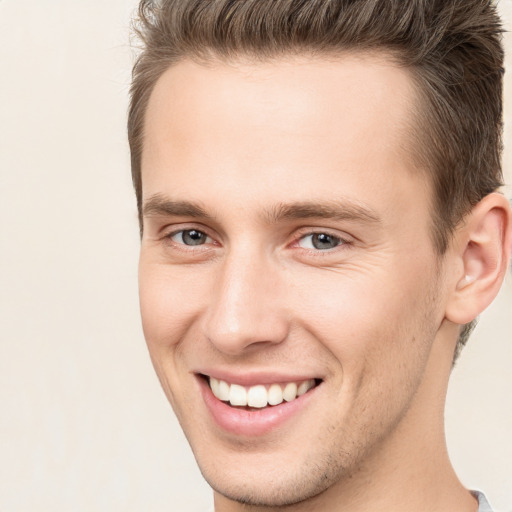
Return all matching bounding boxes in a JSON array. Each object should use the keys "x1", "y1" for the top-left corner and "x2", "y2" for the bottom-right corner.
[
  {"x1": 142, "y1": 195, "x2": 381, "y2": 225},
  {"x1": 265, "y1": 201, "x2": 382, "y2": 225},
  {"x1": 143, "y1": 195, "x2": 213, "y2": 220}
]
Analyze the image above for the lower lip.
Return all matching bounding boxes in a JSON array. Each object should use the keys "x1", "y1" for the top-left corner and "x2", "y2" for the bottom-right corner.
[{"x1": 199, "y1": 377, "x2": 318, "y2": 437}]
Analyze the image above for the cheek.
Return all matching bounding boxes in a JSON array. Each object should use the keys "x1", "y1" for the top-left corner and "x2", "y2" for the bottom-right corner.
[
  {"x1": 138, "y1": 261, "x2": 209, "y2": 350},
  {"x1": 138, "y1": 262, "x2": 210, "y2": 416},
  {"x1": 293, "y1": 268, "x2": 438, "y2": 438},
  {"x1": 289, "y1": 262, "x2": 437, "y2": 369}
]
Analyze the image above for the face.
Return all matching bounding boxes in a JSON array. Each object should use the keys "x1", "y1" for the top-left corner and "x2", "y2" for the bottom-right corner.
[{"x1": 139, "y1": 55, "x2": 451, "y2": 508}]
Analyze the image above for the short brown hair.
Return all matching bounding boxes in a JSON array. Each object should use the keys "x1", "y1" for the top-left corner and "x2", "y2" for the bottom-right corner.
[{"x1": 128, "y1": 0, "x2": 504, "y2": 357}]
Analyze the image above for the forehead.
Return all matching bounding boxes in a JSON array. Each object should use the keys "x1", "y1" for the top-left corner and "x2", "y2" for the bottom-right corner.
[{"x1": 142, "y1": 54, "x2": 427, "y2": 223}]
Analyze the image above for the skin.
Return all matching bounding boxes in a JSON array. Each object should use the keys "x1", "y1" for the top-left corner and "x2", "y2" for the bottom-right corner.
[{"x1": 138, "y1": 54, "x2": 509, "y2": 511}]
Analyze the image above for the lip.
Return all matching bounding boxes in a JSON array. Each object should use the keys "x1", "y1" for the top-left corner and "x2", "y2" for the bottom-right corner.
[
  {"x1": 196, "y1": 368, "x2": 321, "y2": 387},
  {"x1": 197, "y1": 374, "x2": 320, "y2": 437}
]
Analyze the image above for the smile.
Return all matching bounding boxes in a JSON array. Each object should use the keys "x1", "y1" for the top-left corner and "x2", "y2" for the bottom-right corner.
[
  {"x1": 199, "y1": 373, "x2": 322, "y2": 436},
  {"x1": 209, "y1": 377, "x2": 317, "y2": 408}
]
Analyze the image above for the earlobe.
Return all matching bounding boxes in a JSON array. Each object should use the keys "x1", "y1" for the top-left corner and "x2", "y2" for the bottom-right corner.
[{"x1": 445, "y1": 193, "x2": 512, "y2": 325}]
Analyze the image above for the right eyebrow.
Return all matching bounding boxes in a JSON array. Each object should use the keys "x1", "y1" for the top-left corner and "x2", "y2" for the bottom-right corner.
[{"x1": 142, "y1": 195, "x2": 213, "y2": 220}]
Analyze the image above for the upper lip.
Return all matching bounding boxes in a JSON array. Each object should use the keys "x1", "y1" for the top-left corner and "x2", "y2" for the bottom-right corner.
[{"x1": 195, "y1": 369, "x2": 322, "y2": 386}]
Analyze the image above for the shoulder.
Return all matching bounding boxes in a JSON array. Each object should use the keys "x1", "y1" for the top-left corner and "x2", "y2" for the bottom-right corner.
[{"x1": 472, "y1": 490, "x2": 495, "y2": 512}]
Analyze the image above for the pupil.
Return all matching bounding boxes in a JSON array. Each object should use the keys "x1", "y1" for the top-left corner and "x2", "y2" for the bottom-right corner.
[
  {"x1": 313, "y1": 233, "x2": 337, "y2": 250},
  {"x1": 183, "y1": 230, "x2": 205, "y2": 245}
]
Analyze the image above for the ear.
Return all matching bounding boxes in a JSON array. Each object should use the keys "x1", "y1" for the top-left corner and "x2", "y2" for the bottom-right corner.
[{"x1": 445, "y1": 193, "x2": 512, "y2": 325}]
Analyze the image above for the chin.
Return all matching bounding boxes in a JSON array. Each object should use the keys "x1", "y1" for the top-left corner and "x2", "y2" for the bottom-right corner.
[
  {"x1": 196, "y1": 447, "x2": 347, "y2": 508},
  {"x1": 208, "y1": 475, "x2": 326, "y2": 508}
]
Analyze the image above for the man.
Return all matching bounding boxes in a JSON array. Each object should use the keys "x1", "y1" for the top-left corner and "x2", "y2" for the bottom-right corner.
[{"x1": 128, "y1": 1, "x2": 511, "y2": 510}]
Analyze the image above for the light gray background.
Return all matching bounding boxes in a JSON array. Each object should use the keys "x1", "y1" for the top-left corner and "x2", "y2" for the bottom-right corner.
[{"x1": 0, "y1": 1, "x2": 510, "y2": 511}]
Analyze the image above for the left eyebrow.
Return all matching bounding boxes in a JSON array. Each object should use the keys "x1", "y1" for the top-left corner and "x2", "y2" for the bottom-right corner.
[{"x1": 264, "y1": 201, "x2": 382, "y2": 225}]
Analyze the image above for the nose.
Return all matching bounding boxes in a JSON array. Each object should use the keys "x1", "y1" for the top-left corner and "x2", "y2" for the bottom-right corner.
[{"x1": 201, "y1": 248, "x2": 289, "y2": 355}]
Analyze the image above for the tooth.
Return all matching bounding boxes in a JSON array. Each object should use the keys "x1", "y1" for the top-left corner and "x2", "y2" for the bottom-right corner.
[
  {"x1": 247, "y1": 385, "x2": 268, "y2": 408},
  {"x1": 211, "y1": 377, "x2": 315, "y2": 406},
  {"x1": 229, "y1": 384, "x2": 247, "y2": 406},
  {"x1": 268, "y1": 384, "x2": 284, "y2": 405},
  {"x1": 210, "y1": 377, "x2": 220, "y2": 398},
  {"x1": 218, "y1": 380, "x2": 230, "y2": 401},
  {"x1": 283, "y1": 382, "x2": 297, "y2": 402},
  {"x1": 297, "y1": 379, "x2": 314, "y2": 396}
]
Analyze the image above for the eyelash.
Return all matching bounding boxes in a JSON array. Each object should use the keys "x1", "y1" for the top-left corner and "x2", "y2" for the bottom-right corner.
[
  {"x1": 295, "y1": 232, "x2": 349, "y2": 251},
  {"x1": 163, "y1": 227, "x2": 352, "y2": 256},
  {"x1": 168, "y1": 229, "x2": 213, "y2": 246},
  {"x1": 162, "y1": 227, "x2": 217, "y2": 255}
]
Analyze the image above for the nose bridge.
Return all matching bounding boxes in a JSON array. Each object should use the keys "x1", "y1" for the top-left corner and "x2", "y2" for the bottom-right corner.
[{"x1": 202, "y1": 243, "x2": 288, "y2": 354}]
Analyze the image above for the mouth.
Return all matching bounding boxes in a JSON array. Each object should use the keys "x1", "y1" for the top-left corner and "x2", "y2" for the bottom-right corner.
[
  {"x1": 198, "y1": 373, "x2": 322, "y2": 436},
  {"x1": 203, "y1": 374, "x2": 321, "y2": 410}
]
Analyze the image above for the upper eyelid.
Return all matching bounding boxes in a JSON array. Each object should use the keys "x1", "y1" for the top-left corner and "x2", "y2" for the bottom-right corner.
[
  {"x1": 159, "y1": 225, "x2": 353, "y2": 248},
  {"x1": 294, "y1": 233, "x2": 349, "y2": 250},
  {"x1": 162, "y1": 224, "x2": 215, "y2": 238},
  {"x1": 163, "y1": 229, "x2": 218, "y2": 253},
  {"x1": 299, "y1": 232, "x2": 346, "y2": 242},
  {"x1": 167, "y1": 228, "x2": 214, "y2": 242},
  {"x1": 293, "y1": 227, "x2": 353, "y2": 242},
  {"x1": 169, "y1": 228, "x2": 211, "y2": 237}
]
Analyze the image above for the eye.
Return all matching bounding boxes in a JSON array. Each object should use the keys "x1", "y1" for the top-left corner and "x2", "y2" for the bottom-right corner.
[
  {"x1": 298, "y1": 232, "x2": 344, "y2": 250},
  {"x1": 170, "y1": 229, "x2": 212, "y2": 246}
]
